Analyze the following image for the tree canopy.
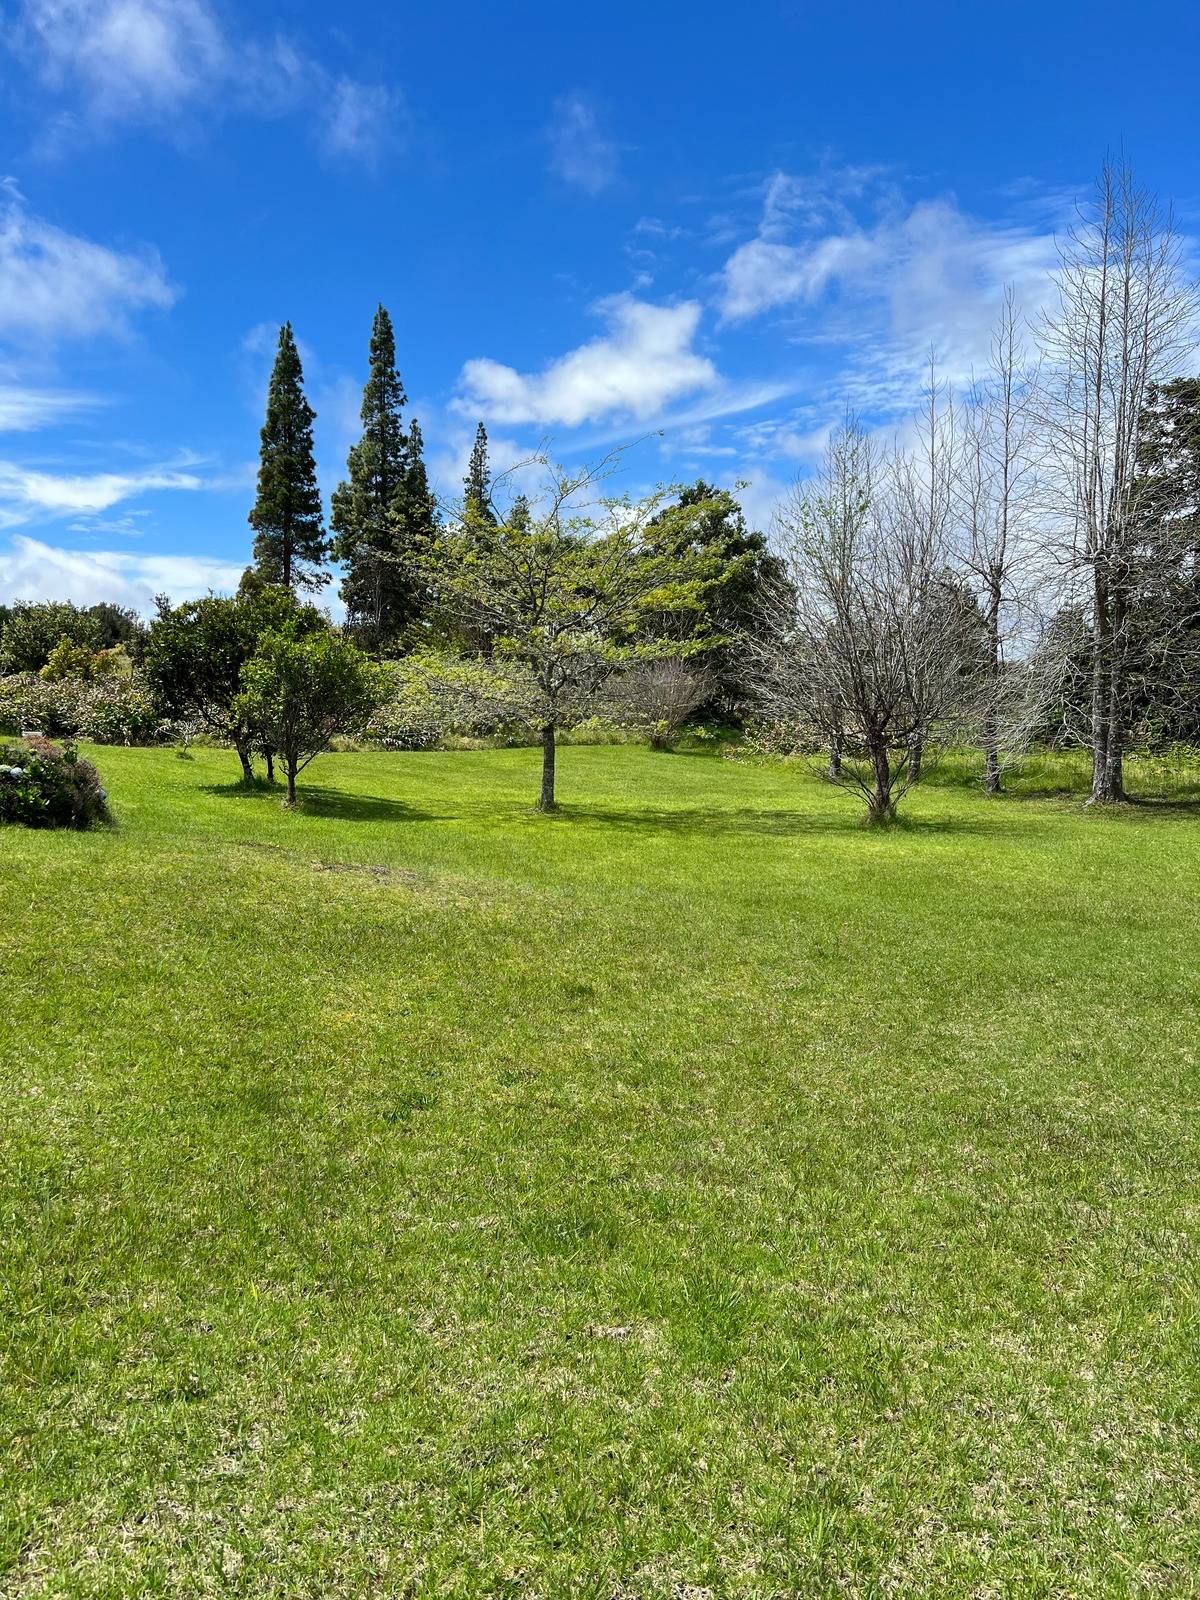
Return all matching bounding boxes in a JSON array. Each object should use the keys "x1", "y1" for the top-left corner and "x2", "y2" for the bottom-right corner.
[{"x1": 248, "y1": 323, "x2": 329, "y2": 594}]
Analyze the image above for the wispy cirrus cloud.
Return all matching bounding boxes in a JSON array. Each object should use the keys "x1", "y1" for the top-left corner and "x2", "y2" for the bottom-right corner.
[
  {"x1": 717, "y1": 165, "x2": 1067, "y2": 425},
  {"x1": 0, "y1": 188, "x2": 176, "y2": 343},
  {"x1": 10, "y1": 0, "x2": 403, "y2": 166},
  {"x1": 14, "y1": 0, "x2": 225, "y2": 121},
  {"x1": 0, "y1": 458, "x2": 203, "y2": 522},
  {"x1": 546, "y1": 92, "x2": 620, "y2": 194},
  {"x1": 0, "y1": 379, "x2": 98, "y2": 430}
]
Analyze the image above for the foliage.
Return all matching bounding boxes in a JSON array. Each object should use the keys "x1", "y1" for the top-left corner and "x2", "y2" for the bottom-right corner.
[
  {"x1": 422, "y1": 456, "x2": 732, "y2": 807},
  {"x1": 0, "y1": 600, "x2": 145, "y2": 674},
  {"x1": 644, "y1": 479, "x2": 780, "y2": 714},
  {"x1": 332, "y1": 305, "x2": 437, "y2": 645},
  {"x1": 0, "y1": 735, "x2": 111, "y2": 828},
  {"x1": 144, "y1": 585, "x2": 325, "y2": 779},
  {"x1": 234, "y1": 627, "x2": 389, "y2": 801},
  {"x1": 39, "y1": 637, "x2": 134, "y2": 683},
  {"x1": 0, "y1": 671, "x2": 167, "y2": 744},
  {"x1": 38, "y1": 635, "x2": 97, "y2": 682},
  {"x1": 462, "y1": 420, "x2": 496, "y2": 523},
  {"x1": 248, "y1": 322, "x2": 329, "y2": 593},
  {"x1": 366, "y1": 650, "x2": 536, "y2": 750}
]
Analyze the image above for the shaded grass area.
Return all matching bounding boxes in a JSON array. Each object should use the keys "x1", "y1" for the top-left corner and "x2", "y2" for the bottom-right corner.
[{"x1": 3, "y1": 742, "x2": 1200, "y2": 1596}]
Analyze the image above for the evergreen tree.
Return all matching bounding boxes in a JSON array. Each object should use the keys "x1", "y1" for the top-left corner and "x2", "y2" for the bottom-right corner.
[
  {"x1": 463, "y1": 421, "x2": 495, "y2": 523},
  {"x1": 401, "y1": 419, "x2": 439, "y2": 548},
  {"x1": 248, "y1": 323, "x2": 328, "y2": 593},
  {"x1": 645, "y1": 480, "x2": 783, "y2": 715},
  {"x1": 331, "y1": 305, "x2": 420, "y2": 641}
]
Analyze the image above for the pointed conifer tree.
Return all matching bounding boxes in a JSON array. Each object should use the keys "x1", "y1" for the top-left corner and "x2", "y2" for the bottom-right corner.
[
  {"x1": 463, "y1": 421, "x2": 496, "y2": 523},
  {"x1": 248, "y1": 323, "x2": 328, "y2": 593},
  {"x1": 331, "y1": 305, "x2": 421, "y2": 641}
]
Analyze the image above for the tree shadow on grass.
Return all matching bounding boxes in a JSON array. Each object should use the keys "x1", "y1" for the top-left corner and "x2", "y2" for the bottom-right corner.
[
  {"x1": 544, "y1": 802, "x2": 1020, "y2": 839},
  {"x1": 201, "y1": 781, "x2": 438, "y2": 825}
]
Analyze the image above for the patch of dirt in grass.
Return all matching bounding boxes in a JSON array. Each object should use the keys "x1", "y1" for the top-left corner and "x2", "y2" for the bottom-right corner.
[{"x1": 312, "y1": 859, "x2": 426, "y2": 885}]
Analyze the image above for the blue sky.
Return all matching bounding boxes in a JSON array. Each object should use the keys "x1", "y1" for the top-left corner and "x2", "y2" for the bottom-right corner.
[{"x1": 0, "y1": 0, "x2": 1197, "y2": 612}]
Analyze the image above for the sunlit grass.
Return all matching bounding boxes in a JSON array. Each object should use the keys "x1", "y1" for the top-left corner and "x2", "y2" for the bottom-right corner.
[{"x1": 3, "y1": 741, "x2": 1200, "y2": 1596}]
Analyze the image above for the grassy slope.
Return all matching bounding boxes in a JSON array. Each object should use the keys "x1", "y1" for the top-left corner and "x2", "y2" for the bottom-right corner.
[{"x1": 2, "y1": 743, "x2": 1199, "y2": 1598}]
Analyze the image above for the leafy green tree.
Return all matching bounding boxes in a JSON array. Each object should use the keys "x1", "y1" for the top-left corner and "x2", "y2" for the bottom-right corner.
[
  {"x1": 249, "y1": 323, "x2": 329, "y2": 593},
  {"x1": 0, "y1": 601, "x2": 144, "y2": 673},
  {"x1": 145, "y1": 586, "x2": 323, "y2": 782},
  {"x1": 234, "y1": 627, "x2": 387, "y2": 804},
  {"x1": 1125, "y1": 377, "x2": 1200, "y2": 742},
  {"x1": 463, "y1": 421, "x2": 496, "y2": 523},
  {"x1": 39, "y1": 637, "x2": 100, "y2": 682},
  {"x1": 424, "y1": 459, "x2": 728, "y2": 810},
  {"x1": 645, "y1": 480, "x2": 781, "y2": 715},
  {"x1": 331, "y1": 306, "x2": 432, "y2": 645}
]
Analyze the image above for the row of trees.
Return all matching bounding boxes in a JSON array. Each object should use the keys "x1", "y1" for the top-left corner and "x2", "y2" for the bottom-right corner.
[
  {"x1": 7, "y1": 159, "x2": 1196, "y2": 822},
  {"x1": 752, "y1": 161, "x2": 1200, "y2": 822},
  {"x1": 221, "y1": 305, "x2": 785, "y2": 806}
]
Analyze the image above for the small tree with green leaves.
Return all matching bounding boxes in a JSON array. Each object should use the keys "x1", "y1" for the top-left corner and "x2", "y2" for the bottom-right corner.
[
  {"x1": 145, "y1": 585, "x2": 324, "y2": 782},
  {"x1": 235, "y1": 628, "x2": 388, "y2": 804},
  {"x1": 423, "y1": 456, "x2": 732, "y2": 810},
  {"x1": 249, "y1": 323, "x2": 329, "y2": 594}
]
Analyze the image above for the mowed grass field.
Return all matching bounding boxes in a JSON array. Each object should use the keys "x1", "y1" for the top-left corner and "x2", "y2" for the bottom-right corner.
[{"x1": 3, "y1": 742, "x2": 1200, "y2": 1598}]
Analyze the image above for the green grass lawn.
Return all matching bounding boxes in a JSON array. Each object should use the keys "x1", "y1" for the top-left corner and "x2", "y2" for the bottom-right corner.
[{"x1": 3, "y1": 742, "x2": 1200, "y2": 1597}]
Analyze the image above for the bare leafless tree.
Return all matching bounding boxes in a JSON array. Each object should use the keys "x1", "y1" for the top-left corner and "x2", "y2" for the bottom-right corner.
[
  {"x1": 1036, "y1": 159, "x2": 1199, "y2": 803},
  {"x1": 749, "y1": 419, "x2": 981, "y2": 825},
  {"x1": 607, "y1": 658, "x2": 715, "y2": 750},
  {"x1": 959, "y1": 289, "x2": 1044, "y2": 791},
  {"x1": 888, "y1": 355, "x2": 960, "y2": 782}
]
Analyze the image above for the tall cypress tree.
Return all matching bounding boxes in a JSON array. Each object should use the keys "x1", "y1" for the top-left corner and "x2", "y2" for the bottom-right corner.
[
  {"x1": 463, "y1": 421, "x2": 495, "y2": 523},
  {"x1": 248, "y1": 323, "x2": 328, "y2": 593},
  {"x1": 331, "y1": 305, "x2": 419, "y2": 641}
]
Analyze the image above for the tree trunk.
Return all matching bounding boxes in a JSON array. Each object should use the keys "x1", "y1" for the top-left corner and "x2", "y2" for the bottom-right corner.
[
  {"x1": 827, "y1": 730, "x2": 842, "y2": 781},
  {"x1": 866, "y1": 738, "x2": 896, "y2": 825},
  {"x1": 538, "y1": 723, "x2": 557, "y2": 812},
  {"x1": 236, "y1": 742, "x2": 254, "y2": 784},
  {"x1": 1102, "y1": 590, "x2": 1127, "y2": 802},
  {"x1": 265, "y1": 749, "x2": 275, "y2": 784},
  {"x1": 1087, "y1": 572, "x2": 1123, "y2": 804},
  {"x1": 983, "y1": 583, "x2": 1002, "y2": 794},
  {"x1": 908, "y1": 735, "x2": 924, "y2": 785},
  {"x1": 285, "y1": 757, "x2": 297, "y2": 806}
]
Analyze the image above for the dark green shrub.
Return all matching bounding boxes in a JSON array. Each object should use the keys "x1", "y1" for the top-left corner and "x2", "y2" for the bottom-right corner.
[{"x1": 0, "y1": 738, "x2": 112, "y2": 830}]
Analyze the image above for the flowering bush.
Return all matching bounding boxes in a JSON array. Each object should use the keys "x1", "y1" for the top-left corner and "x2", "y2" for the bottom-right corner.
[
  {"x1": 0, "y1": 737, "x2": 112, "y2": 829},
  {"x1": 0, "y1": 672, "x2": 166, "y2": 744},
  {"x1": 365, "y1": 652, "x2": 538, "y2": 750},
  {"x1": 733, "y1": 718, "x2": 826, "y2": 760}
]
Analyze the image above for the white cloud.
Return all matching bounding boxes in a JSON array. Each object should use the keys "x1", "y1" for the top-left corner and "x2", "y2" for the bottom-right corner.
[
  {"x1": 457, "y1": 295, "x2": 718, "y2": 428},
  {"x1": 546, "y1": 93, "x2": 619, "y2": 194},
  {"x1": 718, "y1": 168, "x2": 1065, "y2": 415},
  {"x1": 16, "y1": 0, "x2": 225, "y2": 120},
  {"x1": 722, "y1": 232, "x2": 878, "y2": 321},
  {"x1": 0, "y1": 459, "x2": 202, "y2": 521},
  {"x1": 12, "y1": 0, "x2": 401, "y2": 163},
  {"x1": 0, "y1": 533, "x2": 244, "y2": 611},
  {"x1": 0, "y1": 194, "x2": 176, "y2": 342},
  {"x1": 320, "y1": 78, "x2": 400, "y2": 167},
  {"x1": 0, "y1": 380, "x2": 96, "y2": 430}
]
